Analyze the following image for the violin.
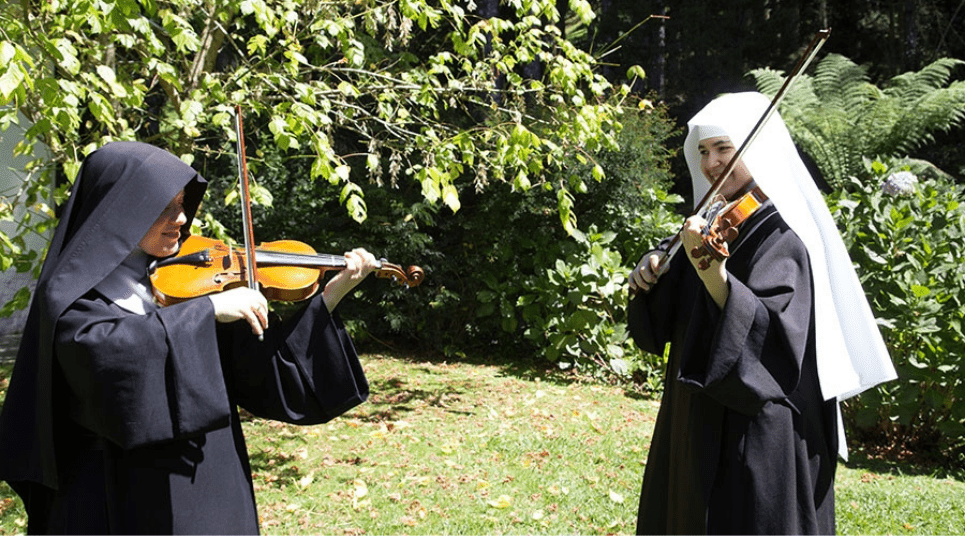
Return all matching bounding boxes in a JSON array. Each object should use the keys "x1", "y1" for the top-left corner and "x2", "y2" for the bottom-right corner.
[
  {"x1": 689, "y1": 185, "x2": 769, "y2": 270},
  {"x1": 148, "y1": 235, "x2": 424, "y2": 306}
]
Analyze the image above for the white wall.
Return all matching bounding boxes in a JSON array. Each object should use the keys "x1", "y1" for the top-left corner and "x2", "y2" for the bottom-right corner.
[{"x1": 0, "y1": 112, "x2": 52, "y2": 335}]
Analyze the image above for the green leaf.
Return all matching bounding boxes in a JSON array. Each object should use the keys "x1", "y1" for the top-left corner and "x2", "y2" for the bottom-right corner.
[
  {"x1": 0, "y1": 65, "x2": 25, "y2": 104},
  {"x1": 591, "y1": 164, "x2": 604, "y2": 182},
  {"x1": 442, "y1": 182, "x2": 460, "y2": 213},
  {"x1": 88, "y1": 92, "x2": 116, "y2": 124},
  {"x1": 627, "y1": 65, "x2": 646, "y2": 80},
  {"x1": 910, "y1": 284, "x2": 931, "y2": 298},
  {"x1": 0, "y1": 286, "x2": 31, "y2": 318}
]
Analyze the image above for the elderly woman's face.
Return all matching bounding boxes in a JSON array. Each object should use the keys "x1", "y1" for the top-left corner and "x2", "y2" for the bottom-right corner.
[
  {"x1": 139, "y1": 190, "x2": 186, "y2": 257},
  {"x1": 698, "y1": 136, "x2": 754, "y2": 199}
]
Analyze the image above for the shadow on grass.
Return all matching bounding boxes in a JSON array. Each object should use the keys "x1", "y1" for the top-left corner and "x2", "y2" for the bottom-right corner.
[
  {"x1": 355, "y1": 340, "x2": 660, "y2": 401},
  {"x1": 841, "y1": 448, "x2": 965, "y2": 482},
  {"x1": 360, "y1": 369, "x2": 484, "y2": 424}
]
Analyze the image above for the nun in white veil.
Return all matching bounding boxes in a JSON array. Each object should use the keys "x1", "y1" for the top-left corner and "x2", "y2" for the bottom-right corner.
[
  {"x1": 628, "y1": 92, "x2": 895, "y2": 535},
  {"x1": 684, "y1": 92, "x2": 896, "y2": 409}
]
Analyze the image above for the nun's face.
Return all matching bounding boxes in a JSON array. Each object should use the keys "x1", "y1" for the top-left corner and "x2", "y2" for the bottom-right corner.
[
  {"x1": 698, "y1": 136, "x2": 754, "y2": 199},
  {"x1": 139, "y1": 190, "x2": 187, "y2": 257}
]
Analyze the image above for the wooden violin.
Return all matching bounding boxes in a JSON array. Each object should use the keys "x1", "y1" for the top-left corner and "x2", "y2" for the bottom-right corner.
[
  {"x1": 148, "y1": 235, "x2": 424, "y2": 306},
  {"x1": 689, "y1": 185, "x2": 769, "y2": 270}
]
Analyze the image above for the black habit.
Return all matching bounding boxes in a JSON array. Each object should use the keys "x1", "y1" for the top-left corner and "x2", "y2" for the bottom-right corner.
[
  {"x1": 629, "y1": 202, "x2": 838, "y2": 535},
  {"x1": 0, "y1": 142, "x2": 368, "y2": 534}
]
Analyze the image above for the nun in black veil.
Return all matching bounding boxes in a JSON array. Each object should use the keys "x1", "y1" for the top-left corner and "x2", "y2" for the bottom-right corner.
[{"x1": 0, "y1": 141, "x2": 376, "y2": 534}]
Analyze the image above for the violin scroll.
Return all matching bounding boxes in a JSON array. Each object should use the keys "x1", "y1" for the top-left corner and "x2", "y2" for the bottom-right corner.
[
  {"x1": 374, "y1": 260, "x2": 425, "y2": 289},
  {"x1": 690, "y1": 186, "x2": 769, "y2": 270}
]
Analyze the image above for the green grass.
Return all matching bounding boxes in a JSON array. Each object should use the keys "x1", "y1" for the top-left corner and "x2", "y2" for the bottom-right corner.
[
  {"x1": 836, "y1": 455, "x2": 965, "y2": 534},
  {"x1": 1, "y1": 353, "x2": 963, "y2": 534}
]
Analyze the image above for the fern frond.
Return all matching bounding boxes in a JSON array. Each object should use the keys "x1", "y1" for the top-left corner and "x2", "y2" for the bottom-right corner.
[
  {"x1": 750, "y1": 53, "x2": 965, "y2": 189},
  {"x1": 746, "y1": 68, "x2": 820, "y2": 117},
  {"x1": 854, "y1": 98, "x2": 904, "y2": 154},
  {"x1": 812, "y1": 54, "x2": 871, "y2": 111},
  {"x1": 746, "y1": 68, "x2": 786, "y2": 97},
  {"x1": 890, "y1": 84, "x2": 965, "y2": 153},
  {"x1": 887, "y1": 58, "x2": 965, "y2": 99}
]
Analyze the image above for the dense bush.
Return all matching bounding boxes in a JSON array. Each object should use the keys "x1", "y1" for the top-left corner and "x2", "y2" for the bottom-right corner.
[
  {"x1": 826, "y1": 158, "x2": 965, "y2": 457},
  {"x1": 206, "y1": 100, "x2": 682, "y2": 386}
]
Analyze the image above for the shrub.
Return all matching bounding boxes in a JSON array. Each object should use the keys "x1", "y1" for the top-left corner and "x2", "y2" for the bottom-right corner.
[
  {"x1": 203, "y1": 99, "x2": 682, "y2": 389},
  {"x1": 469, "y1": 103, "x2": 682, "y2": 385},
  {"x1": 826, "y1": 158, "x2": 965, "y2": 458}
]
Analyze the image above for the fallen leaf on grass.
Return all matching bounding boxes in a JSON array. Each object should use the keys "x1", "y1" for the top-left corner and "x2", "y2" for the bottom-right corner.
[
  {"x1": 608, "y1": 490, "x2": 625, "y2": 503},
  {"x1": 298, "y1": 472, "x2": 315, "y2": 488},
  {"x1": 487, "y1": 494, "x2": 513, "y2": 508},
  {"x1": 351, "y1": 479, "x2": 370, "y2": 510}
]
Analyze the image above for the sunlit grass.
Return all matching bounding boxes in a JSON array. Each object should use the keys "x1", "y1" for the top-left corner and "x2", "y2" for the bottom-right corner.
[
  {"x1": 0, "y1": 354, "x2": 962, "y2": 534},
  {"x1": 243, "y1": 354, "x2": 653, "y2": 534}
]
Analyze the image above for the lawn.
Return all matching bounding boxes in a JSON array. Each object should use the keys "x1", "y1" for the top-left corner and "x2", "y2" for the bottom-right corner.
[{"x1": 0, "y1": 352, "x2": 962, "y2": 534}]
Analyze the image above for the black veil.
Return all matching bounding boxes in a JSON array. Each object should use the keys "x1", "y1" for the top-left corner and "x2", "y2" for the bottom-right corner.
[{"x1": 0, "y1": 141, "x2": 206, "y2": 488}]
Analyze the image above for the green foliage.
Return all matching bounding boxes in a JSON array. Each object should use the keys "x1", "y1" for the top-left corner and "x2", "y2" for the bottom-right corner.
[
  {"x1": 430, "y1": 103, "x2": 679, "y2": 382},
  {"x1": 199, "y1": 98, "x2": 680, "y2": 388},
  {"x1": 0, "y1": 0, "x2": 628, "y2": 316},
  {"x1": 462, "y1": 104, "x2": 680, "y2": 384},
  {"x1": 749, "y1": 54, "x2": 965, "y2": 188},
  {"x1": 826, "y1": 158, "x2": 965, "y2": 456},
  {"x1": 515, "y1": 226, "x2": 664, "y2": 384}
]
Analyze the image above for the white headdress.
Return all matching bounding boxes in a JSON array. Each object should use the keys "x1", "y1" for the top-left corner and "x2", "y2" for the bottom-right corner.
[{"x1": 683, "y1": 92, "x2": 896, "y2": 407}]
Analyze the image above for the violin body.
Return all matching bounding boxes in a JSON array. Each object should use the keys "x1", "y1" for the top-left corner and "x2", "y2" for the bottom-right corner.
[
  {"x1": 149, "y1": 235, "x2": 424, "y2": 306},
  {"x1": 691, "y1": 186, "x2": 769, "y2": 270}
]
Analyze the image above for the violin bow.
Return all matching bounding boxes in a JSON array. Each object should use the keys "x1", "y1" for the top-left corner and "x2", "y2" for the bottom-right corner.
[
  {"x1": 234, "y1": 105, "x2": 263, "y2": 339},
  {"x1": 653, "y1": 28, "x2": 831, "y2": 276}
]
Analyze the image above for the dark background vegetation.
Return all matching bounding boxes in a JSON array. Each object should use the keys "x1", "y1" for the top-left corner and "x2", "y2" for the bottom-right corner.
[
  {"x1": 224, "y1": 0, "x2": 965, "y2": 354},
  {"x1": 569, "y1": 0, "x2": 965, "y2": 196}
]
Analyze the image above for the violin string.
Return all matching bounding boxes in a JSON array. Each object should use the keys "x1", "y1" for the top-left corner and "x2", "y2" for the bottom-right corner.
[{"x1": 253, "y1": 249, "x2": 348, "y2": 268}]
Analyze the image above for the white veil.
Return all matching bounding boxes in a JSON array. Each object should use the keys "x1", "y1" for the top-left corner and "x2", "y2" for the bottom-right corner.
[{"x1": 683, "y1": 92, "x2": 897, "y2": 455}]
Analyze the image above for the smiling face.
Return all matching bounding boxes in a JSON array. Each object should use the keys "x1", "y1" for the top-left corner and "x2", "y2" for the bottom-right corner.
[
  {"x1": 698, "y1": 136, "x2": 754, "y2": 200},
  {"x1": 139, "y1": 190, "x2": 187, "y2": 257}
]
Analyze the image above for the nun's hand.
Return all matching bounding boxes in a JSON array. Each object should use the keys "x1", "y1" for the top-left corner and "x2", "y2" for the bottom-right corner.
[
  {"x1": 629, "y1": 251, "x2": 665, "y2": 294},
  {"x1": 681, "y1": 215, "x2": 729, "y2": 308},
  {"x1": 208, "y1": 287, "x2": 269, "y2": 337},
  {"x1": 322, "y1": 248, "x2": 379, "y2": 312}
]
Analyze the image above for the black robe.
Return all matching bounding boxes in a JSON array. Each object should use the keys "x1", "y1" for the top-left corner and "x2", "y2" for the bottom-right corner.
[
  {"x1": 628, "y1": 203, "x2": 837, "y2": 535},
  {"x1": 0, "y1": 142, "x2": 368, "y2": 534}
]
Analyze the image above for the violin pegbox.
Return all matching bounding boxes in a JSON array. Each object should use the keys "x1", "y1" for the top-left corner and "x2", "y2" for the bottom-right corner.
[{"x1": 374, "y1": 259, "x2": 425, "y2": 289}]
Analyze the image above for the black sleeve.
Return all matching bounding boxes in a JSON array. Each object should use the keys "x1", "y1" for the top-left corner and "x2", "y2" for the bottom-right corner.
[
  {"x1": 676, "y1": 223, "x2": 813, "y2": 416},
  {"x1": 217, "y1": 294, "x2": 368, "y2": 424},
  {"x1": 627, "y1": 248, "x2": 684, "y2": 356},
  {"x1": 55, "y1": 295, "x2": 229, "y2": 450}
]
